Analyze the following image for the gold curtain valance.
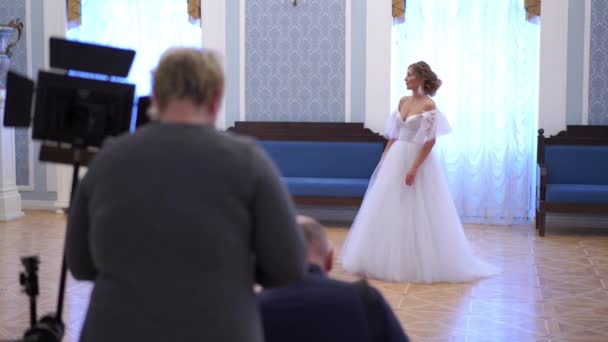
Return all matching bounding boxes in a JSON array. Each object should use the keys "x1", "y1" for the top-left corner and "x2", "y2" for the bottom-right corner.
[
  {"x1": 188, "y1": 0, "x2": 201, "y2": 25},
  {"x1": 392, "y1": 0, "x2": 405, "y2": 20},
  {"x1": 67, "y1": 0, "x2": 81, "y2": 29},
  {"x1": 525, "y1": 0, "x2": 541, "y2": 21}
]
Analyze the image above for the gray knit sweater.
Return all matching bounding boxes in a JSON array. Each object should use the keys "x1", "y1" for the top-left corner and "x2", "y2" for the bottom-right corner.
[{"x1": 66, "y1": 123, "x2": 306, "y2": 342}]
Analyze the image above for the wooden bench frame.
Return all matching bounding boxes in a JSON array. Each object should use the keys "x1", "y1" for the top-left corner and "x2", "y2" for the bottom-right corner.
[
  {"x1": 227, "y1": 122, "x2": 387, "y2": 206},
  {"x1": 536, "y1": 127, "x2": 608, "y2": 236}
]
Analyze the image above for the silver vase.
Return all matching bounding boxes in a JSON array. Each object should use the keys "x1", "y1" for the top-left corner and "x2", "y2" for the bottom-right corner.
[{"x1": 0, "y1": 18, "x2": 23, "y2": 88}]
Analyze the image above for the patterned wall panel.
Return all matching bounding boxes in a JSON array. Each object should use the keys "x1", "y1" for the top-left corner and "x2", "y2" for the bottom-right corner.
[
  {"x1": 245, "y1": 0, "x2": 345, "y2": 122},
  {"x1": 0, "y1": 0, "x2": 29, "y2": 186},
  {"x1": 589, "y1": 0, "x2": 608, "y2": 124}
]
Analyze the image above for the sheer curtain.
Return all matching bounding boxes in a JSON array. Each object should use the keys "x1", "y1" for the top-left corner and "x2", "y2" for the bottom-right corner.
[
  {"x1": 66, "y1": 0, "x2": 202, "y2": 97},
  {"x1": 391, "y1": 0, "x2": 539, "y2": 225}
]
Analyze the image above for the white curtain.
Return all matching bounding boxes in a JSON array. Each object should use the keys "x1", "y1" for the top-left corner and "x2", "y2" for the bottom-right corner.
[
  {"x1": 391, "y1": 0, "x2": 540, "y2": 225},
  {"x1": 66, "y1": 0, "x2": 202, "y2": 97}
]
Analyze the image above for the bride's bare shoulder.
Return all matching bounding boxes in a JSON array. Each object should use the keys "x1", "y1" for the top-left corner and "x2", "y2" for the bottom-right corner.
[
  {"x1": 398, "y1": 96, "x2": 411, "y2": 108},
  {"x1": 422, "y1": 97, "x2": 436, "y2": 112}
]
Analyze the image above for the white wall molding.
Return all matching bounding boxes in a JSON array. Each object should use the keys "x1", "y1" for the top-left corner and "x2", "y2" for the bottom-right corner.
[
  {"x1": 41, "y1": 0, "x2": 70, "y2": 209},
  {"x1": 22, "y1": 199, "x2": 59, "y2": 211},
  {"x1": 201, "y1": 0, "x2": 227, "y2": 129},
  {"x1": 538, "y1": 0, "x2": 569, "y2": 135},
  {"x1": 239, "y1": 0, "x2": 245, "y2": 122},
  {"x1": 582, "y1": 0, "x2": 591, "y2": 125},
  {"x1": 364, "y1": 0, "x2": 391, "y2": 133},
  {"x1": 345, "y1": 0, "x2": 352, "y2": 123},
  {"x1": 0, "y1": 90, "x2": 24, "y2": 221}
]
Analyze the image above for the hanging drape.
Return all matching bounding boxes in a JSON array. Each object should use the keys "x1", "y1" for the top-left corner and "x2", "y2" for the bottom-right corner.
[
  {"x1": 66, "y1": 0, "x2": 202, "y2": 97},
  {"x1": 391, "y1": 0, "x2": 540, "y2": 225},
  {"x1": 67, "y1": 0, "x2": 201, "y2": 27}
]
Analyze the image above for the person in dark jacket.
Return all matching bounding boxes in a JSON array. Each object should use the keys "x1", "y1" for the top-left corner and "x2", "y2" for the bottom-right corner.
[{"x1": 258, "y1": 215, "x2": 409, "y2": 342}]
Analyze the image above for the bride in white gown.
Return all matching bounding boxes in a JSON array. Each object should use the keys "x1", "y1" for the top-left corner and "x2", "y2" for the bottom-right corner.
[{"x1": 340, "y1": 61, "x2": 499, "y2": 283}]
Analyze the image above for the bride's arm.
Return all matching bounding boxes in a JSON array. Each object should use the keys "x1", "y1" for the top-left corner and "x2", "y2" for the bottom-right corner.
[
  {"x1": 382, "y1": 139, "x2": 396, "y2": 158},
  {"x1": 405, "y1": 139, "x2": 435, "y2": 185}
]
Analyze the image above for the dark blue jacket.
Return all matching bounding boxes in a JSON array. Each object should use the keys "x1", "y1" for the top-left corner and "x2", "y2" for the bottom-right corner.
[{"x1": 257, "y1": 265, "x2": 409, "y2": 342}]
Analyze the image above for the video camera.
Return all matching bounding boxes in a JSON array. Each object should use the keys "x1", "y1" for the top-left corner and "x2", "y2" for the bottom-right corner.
[{"x1": 3, "y1": 37, "x2": 138, "y2": 341}]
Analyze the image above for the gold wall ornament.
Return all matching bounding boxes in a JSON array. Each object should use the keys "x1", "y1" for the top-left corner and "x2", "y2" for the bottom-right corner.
[
  {"x1": 392, "y1": 0, "x2": 405, "y2": 20},
  {"x1": 0, "y1": 18, "x2": 23, "y2": 88},
  {"x1": 188, "y1": 0, "x2": 201, "y2": 24},
  {"x1": 67, "y1": 0, "x2": 82, "y2": 29},
  {"x1": 525, "y1": 0, "x2": 541, "y2": 21}
]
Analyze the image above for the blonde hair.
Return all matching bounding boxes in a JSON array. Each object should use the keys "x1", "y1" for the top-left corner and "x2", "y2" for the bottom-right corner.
[{"x1": 152, "y1": 48, "x2": 224, "y2": 112}]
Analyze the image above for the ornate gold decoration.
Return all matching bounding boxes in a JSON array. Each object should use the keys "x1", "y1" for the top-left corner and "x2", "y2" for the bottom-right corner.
[
  {"x1": 525, "y1": 0, "x2": 541, "y2": 21},
  {"x1": 67, "y1": 0, "x2": 82, "y2": 28},
  {"x1": 188, "y1": 0, "x2": 201, "y2": 24}
]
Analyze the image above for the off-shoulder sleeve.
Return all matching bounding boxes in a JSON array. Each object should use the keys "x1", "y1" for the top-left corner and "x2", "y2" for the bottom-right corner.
[
  {"x1": 384, "y1": 110, "x2": 401, "y2": 140},
  {"x1": 411, "y1": 110, "x2": 452, "y2": 143}
]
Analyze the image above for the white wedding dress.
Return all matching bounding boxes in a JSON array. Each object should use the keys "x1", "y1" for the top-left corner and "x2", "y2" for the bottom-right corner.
[{"x1": 340, "y1": 109, "x2": 499, "y2": 283}]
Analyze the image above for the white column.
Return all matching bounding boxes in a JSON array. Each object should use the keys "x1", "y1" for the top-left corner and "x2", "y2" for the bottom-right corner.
[
  {"x1": 364, "y1": 0, "x2": 391, "y2": 133},
  {"x1": 538, "y1": 0, "x2": 569, "y2": 136},
  {"x1": 201, "y1": 0, "x2": 227, "y2": 129},
  {"x1": 0, "y1": 90, "x2": 24, "y2": 220}
]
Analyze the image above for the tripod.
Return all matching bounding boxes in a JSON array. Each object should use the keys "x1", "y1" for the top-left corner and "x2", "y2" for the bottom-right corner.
[{"x1": 18, "y1": 145, "x2": 92, "y2": 342}]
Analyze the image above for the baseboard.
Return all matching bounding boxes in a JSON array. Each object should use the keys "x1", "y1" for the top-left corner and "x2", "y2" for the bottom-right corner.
[
  {"x1": 21, "y1": 200, "x2": 59, "y2": 212},
  {"x1": 546, "y1": 213, "x2": 608, "y2": 228},
  {"x1": 296, "y1": 205, "x2": 358, "y2": 225}
]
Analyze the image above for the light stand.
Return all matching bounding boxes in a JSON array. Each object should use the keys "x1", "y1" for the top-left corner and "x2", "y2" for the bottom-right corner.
[{"x1": 3, "y1": 37, "x2": 135, "y2": 342}]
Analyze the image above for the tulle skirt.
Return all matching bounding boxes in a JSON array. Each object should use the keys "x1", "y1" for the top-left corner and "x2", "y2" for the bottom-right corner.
[{"x1": 340, "y1": 140, "x2": 499, "y2": 283}]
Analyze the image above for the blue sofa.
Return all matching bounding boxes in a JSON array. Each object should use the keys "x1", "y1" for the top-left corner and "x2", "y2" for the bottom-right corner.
[
  {"x1": 259, "y1": 141, "x2": 383, "y2": 203},
  {"x1": 536, "y1": 128, "x2": 608, "y2": 236},
  {"x1": 228, "y1": 121, "x2": 386, "y2": 205}
]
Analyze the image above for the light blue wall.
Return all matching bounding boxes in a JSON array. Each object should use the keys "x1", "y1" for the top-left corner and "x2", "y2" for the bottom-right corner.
[
  {"x1": 589, "y1": 0, "x2": 608, "y2": 124},
  {"x1": 222, "y1": 0, "x2": 367, "y2": 126},
  {"x1": 244, "y1": 0, "x2": 345, "y2": 122},
  {"x1": 0, "y1": 0, "x2": 29, "y2": 187}
]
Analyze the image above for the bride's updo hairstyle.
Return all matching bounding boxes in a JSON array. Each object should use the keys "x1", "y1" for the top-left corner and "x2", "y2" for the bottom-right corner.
[{"x1": 409, "y1": 61, "x2": 442, "y2": 97}]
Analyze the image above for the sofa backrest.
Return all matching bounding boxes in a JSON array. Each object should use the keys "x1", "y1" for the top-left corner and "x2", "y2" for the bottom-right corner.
[
  {"x1": 259, "y1": 141, "x2": 384, "y2": 178},
  {"x1": 544, "y1": 145, "x2": 608, "y2": 185}
]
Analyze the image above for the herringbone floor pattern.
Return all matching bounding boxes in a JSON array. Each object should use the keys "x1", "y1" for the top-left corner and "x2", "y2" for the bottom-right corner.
[{"x1": 1, "y1": 211, "x2": 608, "y2": 341}]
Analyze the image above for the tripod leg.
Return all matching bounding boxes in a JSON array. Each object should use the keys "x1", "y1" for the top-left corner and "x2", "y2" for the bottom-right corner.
[{"x1": 30, "y1": 296, "x2": 37, "y2": 328}]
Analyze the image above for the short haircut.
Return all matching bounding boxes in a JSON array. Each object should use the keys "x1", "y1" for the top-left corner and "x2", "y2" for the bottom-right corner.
[
  {"x1": 152, "y1": 48, "x2": 224, "y2": 111},
  {"x1": 296, "y1": 215, "x2": 330, "y2": 257}
]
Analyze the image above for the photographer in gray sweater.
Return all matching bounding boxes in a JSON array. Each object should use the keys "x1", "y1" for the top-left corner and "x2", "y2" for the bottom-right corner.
[{"x1": 66, "y1": 48, "x2": 306, "y2": 342}]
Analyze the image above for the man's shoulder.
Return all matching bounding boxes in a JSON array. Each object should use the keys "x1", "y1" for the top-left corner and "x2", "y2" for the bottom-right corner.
[{"x1": 258, "y1": 274, "x2": 362, "y2": 303}]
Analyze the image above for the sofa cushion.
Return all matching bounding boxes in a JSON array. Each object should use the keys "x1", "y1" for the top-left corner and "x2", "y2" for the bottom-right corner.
[
  {"x1": 259, "y1": 141, "x2": 383, "y2": 178},
  {"x1": 284, "y1": 177, "x2": 370, "y2": 197},
  {"x1": 545, "y1": 145, "x2": 608, "y2": 185},
  {"x1": 546, "y1": 184, "x2": 608, "y2": 204}
]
